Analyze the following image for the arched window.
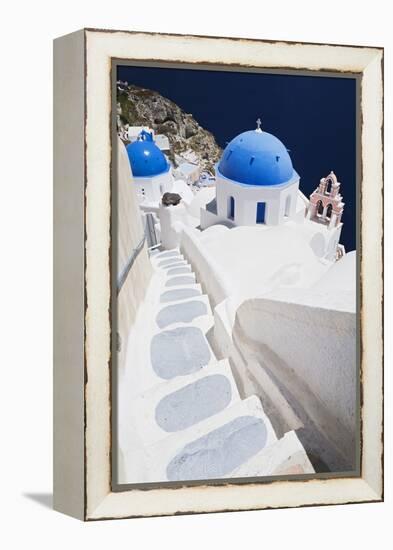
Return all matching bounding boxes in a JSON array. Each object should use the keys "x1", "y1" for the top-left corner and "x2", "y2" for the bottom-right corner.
[
  {"x1": 317, "y1": 200, "x2": 323, "y2": 216},
  {"x1": 284, "y1": 195, "x2": 291, "y2": 218},
  {"x1": 326, "y1": 203, "x2": 333, "y2": 219},
  {"x1": 256, "y1": 202, "x2": 266, "y2": 224},
  {"x1": 228, "y1": 196, "x2": 235, "y2": 220},
  {"x1": 325, "y1": 177, "x2": 333, "y2": 194}
]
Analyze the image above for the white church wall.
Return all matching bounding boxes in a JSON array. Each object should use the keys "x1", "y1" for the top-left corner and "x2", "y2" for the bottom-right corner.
[
  {"x1": 200, "y1": 206, "x2": 234, "y2": 229},
  {"x1": 134, "y1": 170, "x2": 172, "y2": 203},
  {"x1": 215, "y1": 179, "x2": 231, "y2": 219},
  {"x1": 293, "y1": 191, "x2": 308, "y2": 223},
  {"x1": 241, "y1": 196, "x2": 272, "y2": 226},
  {"x1": 279, "y1": 184, "x2": 299, "y2": 220},
  {"x1": 215, "y1": 174, "x2": 300, "y2": 226}
]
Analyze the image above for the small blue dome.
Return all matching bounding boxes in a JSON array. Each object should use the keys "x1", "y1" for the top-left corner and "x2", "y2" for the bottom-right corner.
[
  {"x1": 126, "y1": 133, "x2": 169, "y2": 178},
  {"x1": 218, "y1": 129, "x2": 295, "y2": 186}
]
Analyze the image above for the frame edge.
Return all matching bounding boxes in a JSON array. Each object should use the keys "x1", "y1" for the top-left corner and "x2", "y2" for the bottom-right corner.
[{"x1": 53, "y1": 28, "x2": 86, "y2": 521}]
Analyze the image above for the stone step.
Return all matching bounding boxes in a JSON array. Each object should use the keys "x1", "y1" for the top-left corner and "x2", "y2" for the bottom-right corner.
[
  {"x1": 127, "y1": 359, "x2": 240, "y2": 447},
  {"x1": 155, "y1": 258, "x2": 188, "y2": 270},
  {"x1": 164, "y1": 264, "x2": 193, "y2": 277},
  {"x1": 153, "y1": 248, "x2": 181, "y2": 261},
  {"x1": 164, "y1": 273, "x2": 196, "y2": 287},
  {"x1": 150, "y1": 322, "x2": 216, "y2": 381},
  {"x1": 158, "y1": 284, "x2": 203, "y2": 304},
  {"x1": 155, "y1": 294, "x2": 212, "y2": 330},
  {"x1": 229, "y1": 430, "x2": 315, "y2": 478},
  {"x1": 122, "y1": 395, "x2": 277, "y2": 483},
  {"x1": 125, "y1": 320, "x2": 217, "y2": 397},
  {"x1": 151, "y1": 250, "x2": 185, "y2": 268}
]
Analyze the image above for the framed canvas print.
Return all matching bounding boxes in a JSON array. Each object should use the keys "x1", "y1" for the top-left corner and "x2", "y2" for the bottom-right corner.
[{"x1": 53, "y1": 29, "x2": 384, "y2": 520}]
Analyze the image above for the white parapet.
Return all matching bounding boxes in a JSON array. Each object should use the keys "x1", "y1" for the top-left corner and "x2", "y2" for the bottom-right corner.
[
  {"x1": 159, "y1": 202, "x2": 189, "y2": 250},
  {"x1": 180, "y1": 225, "x2": 234, "y2": 306},
  {"x1": 231, "y1": 286, "x2": 356, "y2": 471}
]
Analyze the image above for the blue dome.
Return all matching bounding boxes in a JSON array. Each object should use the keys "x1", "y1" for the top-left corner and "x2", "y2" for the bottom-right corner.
[
  {"x1": 126, "y1": 133, "x2": 169, "y2": 178},
  {"x1": 218, "y1": 129, "x2": 295, "y2": 186}
]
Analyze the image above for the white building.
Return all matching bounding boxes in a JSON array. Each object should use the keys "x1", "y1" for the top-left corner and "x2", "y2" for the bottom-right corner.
[
  {"x1": 154, "y1": 133, "x2": 170, "y2": 152},
  {"x1": 175, "y1": 162, "x2": 201, "y2": 185},
  {"x1": 199, "y1": 121, "x2": 344, "y2": 262},
  {"x1": 201, "y1": 120, "x2": 300, "y2": 228},
  {"x1": 125, "y1": 130, "x2": 201, "y2": 249},
  {"x1": 126, "y1": 129, "x2": 173, "y2": 203},
  {"x1": 127, "y1": 125, "x2": 170, "y2": 152},
  {"x1": 127, "y1": 125, "x2": 155, "y2": 142}
]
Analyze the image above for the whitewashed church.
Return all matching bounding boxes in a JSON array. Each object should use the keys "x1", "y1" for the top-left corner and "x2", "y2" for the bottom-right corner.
[{"x1": 198, "y1": 119, "x2": 345, "y2": 262}]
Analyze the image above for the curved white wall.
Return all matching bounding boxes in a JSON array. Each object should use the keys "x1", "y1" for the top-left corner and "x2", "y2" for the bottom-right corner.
[
  {"x1": 216, "y1": 173, "x2": 299, "y2": 226},
  {"x1": 232, "y1": 289, "x2": 356, "y2": 470}
]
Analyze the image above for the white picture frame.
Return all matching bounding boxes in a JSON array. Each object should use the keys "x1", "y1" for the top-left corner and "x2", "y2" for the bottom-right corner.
[{"x1": 53, "y1": 28, "x2": 383, "y2": 520}]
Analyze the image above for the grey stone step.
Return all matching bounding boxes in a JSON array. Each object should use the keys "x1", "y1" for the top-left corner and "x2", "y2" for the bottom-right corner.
[
  {"x1": 150, "y1": 325, "x2": 213, "y2": 380},
  {"x1": 159, "y1": 284, "x2": 202, "y2": 304},
  {"x1": 129, "y1": 359, "x2": 240, "y2": 447},
  {"x1": 155, "y1": 295, "x2": 212, "y2": 329},
  {"x1": 165, "y1": 265, "x2": 192, "y2": 277},
  {"x1": 157, "y1": 258, "x2": 187, "y2": 269},
  {"x1": 123, "y1": 396, "x2": 277, "y2": 483},
  {"x1": 165, "y1": 274, "x2": 196, "y2": 287},
  {"x1": 154, "y1": 249, "x2": 181, "y2": 260}
]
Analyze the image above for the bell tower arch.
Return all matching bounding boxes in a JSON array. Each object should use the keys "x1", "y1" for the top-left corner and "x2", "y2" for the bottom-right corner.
[{"x1": 307, "y1": 171, "x2": 345, "y2": 229}]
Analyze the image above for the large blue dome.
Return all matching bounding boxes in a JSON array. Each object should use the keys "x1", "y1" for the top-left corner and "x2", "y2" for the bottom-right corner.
[
  {"x1": 218, "y1": 129, "x2": 295, "y2": 186},
  {"x1": 126, "y1": 132, "x2": 169, "y2": 178}
]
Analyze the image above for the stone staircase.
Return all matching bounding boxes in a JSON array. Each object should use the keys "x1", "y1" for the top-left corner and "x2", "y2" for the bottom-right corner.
[{"x1": 118, "y1": 248, "x2": 314, "y2": 483}]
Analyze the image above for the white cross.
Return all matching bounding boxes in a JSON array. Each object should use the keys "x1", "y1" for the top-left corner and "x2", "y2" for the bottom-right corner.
[{"x1": 256, "y1": 118, "x2": 262, "y2": 132}]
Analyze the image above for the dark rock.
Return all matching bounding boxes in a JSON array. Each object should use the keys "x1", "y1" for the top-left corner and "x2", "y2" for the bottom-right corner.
[
  {"x1": 117, "y1": 82, "x2": 222, "y2": 173},
  {"x1": 162, "y1": 192, "x2": 182, "y2": 206},
  {"x1": 157, "y1": 120, "x2": 178, "y2": 135}
]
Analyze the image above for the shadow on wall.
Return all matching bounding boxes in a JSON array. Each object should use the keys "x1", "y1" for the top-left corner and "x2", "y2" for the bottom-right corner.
[
  {"x1": 230, "y1": 294, "x2": 357, "y2": 473},
  {"x1": 310, "y1": 233, "x2": 326, "y2": 257}
]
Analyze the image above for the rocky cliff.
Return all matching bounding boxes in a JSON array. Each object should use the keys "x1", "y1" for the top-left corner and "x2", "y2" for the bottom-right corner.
[{"x1": 117, "y1": 82, "x2": 222, "y2": 173}]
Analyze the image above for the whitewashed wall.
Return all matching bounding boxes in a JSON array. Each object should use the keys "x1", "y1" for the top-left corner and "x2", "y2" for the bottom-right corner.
[
  {"x1": 117, "y1": 139, "x2": 153, "y2": 372},
  {"x1": 133, "y1": 171, "x2": 172, "y2": 203},
  {"x1": 231, "y1": 287, "x2": 357, "y2": 470},
  {"x1": 214, "y1": 175, "x2": 299, "y2": 226}
]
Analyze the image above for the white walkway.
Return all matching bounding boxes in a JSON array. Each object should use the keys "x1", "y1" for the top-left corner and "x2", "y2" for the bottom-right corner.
[{"x1": 118, "y1": 249, "x2": 313, "y2": 484}]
